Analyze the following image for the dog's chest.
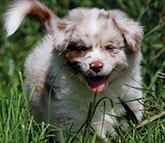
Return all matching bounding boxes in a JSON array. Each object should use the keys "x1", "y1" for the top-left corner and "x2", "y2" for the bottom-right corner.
[{"x1": 49, "y1": 76, "x2": 124, "y2": 131}]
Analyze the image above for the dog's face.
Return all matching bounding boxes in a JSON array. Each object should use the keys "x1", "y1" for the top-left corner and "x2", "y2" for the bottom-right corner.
[
  {"x1": 52, "y1": 9, "x2": 143, "y2": 92},
  {"x1": 65, "y1": 36, "x2": 126, "y2": 92}
]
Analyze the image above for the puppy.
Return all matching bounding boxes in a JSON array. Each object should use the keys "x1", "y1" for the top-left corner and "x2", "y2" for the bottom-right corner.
[{"x1": 4, "y1": 0, "x2": 144, "y2": 141}]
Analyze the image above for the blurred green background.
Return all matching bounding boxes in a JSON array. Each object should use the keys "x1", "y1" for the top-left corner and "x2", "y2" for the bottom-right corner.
[{"x1": 0, "y1": 0, "x2": 165, "y2": 95}]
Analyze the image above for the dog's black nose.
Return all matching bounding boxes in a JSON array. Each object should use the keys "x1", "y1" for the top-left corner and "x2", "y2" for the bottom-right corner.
[{"x1": 90, "y1": 61, "x2": 103, "y2": 73}]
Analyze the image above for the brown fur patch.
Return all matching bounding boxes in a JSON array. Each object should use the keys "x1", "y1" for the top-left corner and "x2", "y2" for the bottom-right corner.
[
  {"x1": 57, "y1": 22, "x2": 67, "y2": 32},
  {"x1": 65, "y1": 44, "x2": 92, "y2": 72},
  {"x1": 102, "y1": 24, "x2": 108, "y2": 29},
  {"x1": 133, "y1": 34, "x2": 141, "y2": 52},
  {"x1": 114, "y1": 50, "x2": 119, "y2": 54},
  {"x1": 86, "y1": 56, "x2": 91, "y2": 59},
  {"x1": 66, "y1": 45, "x2": 92, "y2": 61},
  {"x1": 98, "y1": 11, "x2": 110, "y2": 19},
  {"x1": 75, "y1": 34, "x2": 81, "y2": 38},
  {"x1": 27, "y1": 1, "x2": 56, "y2": 33},
  {"x1": 110, "y1": 40, "x2": 114, "y2": 43},
  {"x1": 85, "y1": 33, "x2": 89, "y2": 37},
  {"x1": 111, "y1": 17, "x2": 138, "y2": 53},
  {"x1": 104, "y1": 44, "x2": 120, "y2": 58},
  {"x1": 110, "y1": 54, "x2": 116, "y2": 58}
]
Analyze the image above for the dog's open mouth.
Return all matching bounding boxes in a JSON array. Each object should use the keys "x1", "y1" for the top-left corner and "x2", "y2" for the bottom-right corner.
[{"x1": 86, "y1": 75, "x2": 110, "y2": 92}]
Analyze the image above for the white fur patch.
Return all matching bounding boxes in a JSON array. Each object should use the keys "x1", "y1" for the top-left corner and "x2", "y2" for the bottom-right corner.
[{"x1": 3, "y1": 1, "x2": 32, "y2": 36}]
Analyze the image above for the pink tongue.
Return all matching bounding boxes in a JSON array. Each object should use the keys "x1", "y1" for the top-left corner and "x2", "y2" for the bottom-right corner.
[{"x1": 87, "y1": 76, "x2": 106, "y2": 92}]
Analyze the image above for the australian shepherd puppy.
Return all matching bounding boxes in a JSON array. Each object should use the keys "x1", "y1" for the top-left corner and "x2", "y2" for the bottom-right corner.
[{"x1": 3, "y1": 0, "x2": 144, "y2": 141}]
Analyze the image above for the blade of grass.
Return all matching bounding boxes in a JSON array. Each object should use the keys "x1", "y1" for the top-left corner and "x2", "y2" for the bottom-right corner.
[
  {"x1": 16, "y1": 93, "x2": 22, "y2": 123},
  {"x1": 19, "y1": 116, "x2": 26, "y2": 143},
  {"x1": 114, "y1": 124, "x2": 128, "y2": 143},
  {"x1": 5, "y1": 89, "x2": 14, "y2": 143},
  {"x1": 129, "y1": 120, "x2": 143, "y2": 141},
  {"x1": 101, "y1": 101, "x2": 106, "y2": 137},
  {"x1": 68, "y1": 134, "x2": 78, "y2": 143},
  {"x1": 1, "y1": 95, "x2": 6, "y2": 125},
  {"x1": 136, "y1": 111, "x2": 165, "y2": 128},
  {"x1": 11, "y1": 89, "x2": 17, "y2": 124},
  {"x1": 118, "y1": 97, "x2": 138, "y2": 124},
  {"x1": 19, "y1": 71, "x2": 27, "y2": 106},
  {"x1": 39, "y1": 122, "x2": 50, "y2": 140},
  {"x1": 91, "y1": 129, "x2": 98, "y2": 143},
  {"x1": 28, "y1": 79, "x2": 38, "y2": 106},
  {"x1": 147, "y1": 116, "x2": 151, "y2": 143},
  {"x1": 27, "y1": 115, "x2": 34, "y2": 141},
  {"x1": 9, "y1": 124, "x2": 20, "y2": 142}
]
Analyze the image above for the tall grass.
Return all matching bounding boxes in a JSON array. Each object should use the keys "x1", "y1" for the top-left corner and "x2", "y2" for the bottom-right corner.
[
  {"x1": 0, "y1": 0, "x2": 165, "y2": 142},
  {"x1": 1, "y1": 72, "x2": 165, "y2": 142}
]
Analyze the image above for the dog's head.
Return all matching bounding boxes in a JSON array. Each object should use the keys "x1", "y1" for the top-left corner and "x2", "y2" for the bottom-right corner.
[
  {"x1": 54, "y1": 9, "x2": 143, "y2": 92},
  {"x1": 4, "y1": 1, "x2": 143, "y2": 92}
]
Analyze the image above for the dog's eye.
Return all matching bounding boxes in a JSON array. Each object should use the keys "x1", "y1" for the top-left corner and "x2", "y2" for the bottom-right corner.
[
  {"x1": 105, "y1": 45, "x2": 113, "y2": 51},
  {"x1": 77, "y1": 46, "x2": 87, "y2": 51}
]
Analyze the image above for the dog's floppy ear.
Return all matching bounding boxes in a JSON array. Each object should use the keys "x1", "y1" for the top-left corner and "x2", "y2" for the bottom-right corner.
[
  {"x1": 52, "y1": 19, "x2": 75, "y2": 54},
  {"x1": 3, "y1": 0, "x2": 56, "y2": 36},
  {"x1": 110, "y1": 10, "x2": 143, "y2": 53}
]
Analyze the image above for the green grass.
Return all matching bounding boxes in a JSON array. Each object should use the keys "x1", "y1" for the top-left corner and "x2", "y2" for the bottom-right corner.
[
  {"x1": 0, "y1": 0, "x2": 165, "y2": 142},
  {"x1": 1, "y1": 73, "x2": 165, "y2": 142}
]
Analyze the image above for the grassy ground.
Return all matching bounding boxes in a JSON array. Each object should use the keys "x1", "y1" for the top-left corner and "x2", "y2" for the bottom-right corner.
[{"x1": 0, "y1": 0, "x2": 165, "y2": 142}]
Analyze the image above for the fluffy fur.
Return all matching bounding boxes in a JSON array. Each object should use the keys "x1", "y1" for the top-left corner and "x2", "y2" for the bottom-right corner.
[{"x1": 3, "y1": 0, "x2": 144, "y2": 141}]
